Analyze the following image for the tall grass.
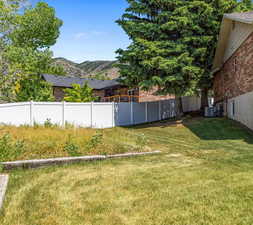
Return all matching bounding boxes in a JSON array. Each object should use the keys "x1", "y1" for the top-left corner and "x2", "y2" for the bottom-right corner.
[{"x1": 0, "y1": 125, "x2": 149, "y2": 162}]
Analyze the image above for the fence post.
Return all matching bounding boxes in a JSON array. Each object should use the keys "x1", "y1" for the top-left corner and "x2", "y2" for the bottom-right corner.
[
  {"x1": 30, "y1": 101, "x2": 34, "y2": 126},
  {"x1": 145, "y1": 102, "x2": 148, "y2": 123},
  {"x1": 130, "y1": 101, "x2": 134, "y2": 125},
  {"x1": 159, "y1": 101, "x2": 162, "y2": 121},
  {"x1": 62, "y1": 101, "x2": 66, "y2": 127},
  {"x1": 91, "y1": 102, "x2": 93, "y2": 128},
  {"x1": 112, "y1": 102, "x2": 115, "y2": 127}
]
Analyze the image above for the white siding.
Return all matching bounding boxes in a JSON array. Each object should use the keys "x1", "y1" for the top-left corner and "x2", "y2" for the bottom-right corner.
[
  {"x1": 227, "y1": 91, "x2": 253, "y2": 130},
  {"x1": 224, "y1": 21, "x2": 253, "y2": 62}
]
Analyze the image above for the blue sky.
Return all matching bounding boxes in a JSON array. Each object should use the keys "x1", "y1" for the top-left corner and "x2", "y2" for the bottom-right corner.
[{"x1": 31, "y1": 0, "x2": 131, "y2": 62}]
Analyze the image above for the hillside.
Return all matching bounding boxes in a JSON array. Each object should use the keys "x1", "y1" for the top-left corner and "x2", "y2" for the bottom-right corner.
[{"x1": 53, "y1": 58, "x2": 119, "y2": 79}]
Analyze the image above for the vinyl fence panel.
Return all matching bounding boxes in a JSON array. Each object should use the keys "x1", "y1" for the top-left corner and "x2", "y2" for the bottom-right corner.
[
  {"x1": 92, "y1": 103, "x2": 115, "y2": 128},
  {"x1": 33, "y1": 102, "x2": 63, "y2": 125},
  {"x1": 65, "y1": 103, "x2": 92, "y2": 127},
  {"x1": 133, "y1": 102, "x2": 146, "y2": 124},
  {"x1": 115, "y1": 103, "x2": 132, "y2": 126},
  {"x1": 161, "y1": 99, "x2": 176, "y2": 119},
  {"x1": 0, "y1": 102, "x2": 30, "y2": 126},
  {"x1": 0, "y1": 100, "x2": 178, "y2": 128},
  {"x1": 182, "y1": 96, "x2": 201, "y2": 112},
  {"x1": 147, "y1": 102, "x2": 160, "y2": 122}
]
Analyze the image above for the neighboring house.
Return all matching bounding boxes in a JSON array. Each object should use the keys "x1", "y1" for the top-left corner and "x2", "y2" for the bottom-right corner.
[
  {"x1": 42, "y1": 74, "x2": 174, "y2": 103},
  {"x1": 213, "y1": 11, "x2": 253, "y2": 130}
]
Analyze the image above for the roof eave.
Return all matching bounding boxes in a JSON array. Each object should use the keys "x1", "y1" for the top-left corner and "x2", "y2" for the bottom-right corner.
[{"x1": 224, "y1": 14, "x2": 253, "y2": 24}]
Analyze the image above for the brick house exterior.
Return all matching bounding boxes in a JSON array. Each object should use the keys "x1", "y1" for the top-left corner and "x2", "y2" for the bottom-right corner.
[
  {"x1": 213, "y1": 31, "x2": 253, "y2": 105},
  {"x1": 212, "y1": 11, "x2": 253, "y2": 130},
  {"x1": 43, "y1": 74, "x2": 174, "y2": 103}
]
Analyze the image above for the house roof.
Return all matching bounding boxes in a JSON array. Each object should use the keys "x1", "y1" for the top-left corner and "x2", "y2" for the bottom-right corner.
[
  {"x1": 42, "y1": 74, "x2": 121, "y2": 90},
  {"x1": 212, "y1": 11, "x2": 253, "y2": 73},
  {"x1": 224, "y1": 11, "x2": 253, "y2": 24}
]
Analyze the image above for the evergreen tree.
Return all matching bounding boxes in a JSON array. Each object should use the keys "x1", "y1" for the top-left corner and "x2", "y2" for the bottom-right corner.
[{"x1": 117, "y1": 0, "x2": 253, "y2": 112}]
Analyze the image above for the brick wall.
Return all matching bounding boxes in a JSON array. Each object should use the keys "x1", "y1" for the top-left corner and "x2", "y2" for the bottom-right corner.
[{"x1": 214, "y1": 31, "x2": 253, "y2": 103}]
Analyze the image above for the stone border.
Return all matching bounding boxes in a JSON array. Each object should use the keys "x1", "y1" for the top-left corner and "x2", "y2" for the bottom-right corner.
[
  {"x1": 0, "y1": 175, "x2": 9, "y2": 210},
  {"x1": 1, "y1": 151, "x2": 161, "y2": 170}
]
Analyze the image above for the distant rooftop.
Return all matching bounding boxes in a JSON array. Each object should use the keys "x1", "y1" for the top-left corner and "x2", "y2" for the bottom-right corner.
[
  {"x1": 42, "y1": 74, "x2": 121, "y2": 90},
  {"x1": 224, "y1": 11, "x2": 253, "y2": 24}
]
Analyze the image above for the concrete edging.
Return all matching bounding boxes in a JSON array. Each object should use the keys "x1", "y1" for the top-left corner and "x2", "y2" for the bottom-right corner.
[
  {"x1": 0, "y1": 175, "x2": 9, "y2": 210},
  {"x1": 1, "y1": 151, "x2": 161, "y2": 170}
]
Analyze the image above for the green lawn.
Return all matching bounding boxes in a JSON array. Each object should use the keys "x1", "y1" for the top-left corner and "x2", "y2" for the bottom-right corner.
[{"x1": 1, "y1": 118, "x2": 253, "y2": 225}]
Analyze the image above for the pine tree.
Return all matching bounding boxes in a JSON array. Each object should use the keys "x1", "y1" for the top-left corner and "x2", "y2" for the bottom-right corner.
[{"x1": 117, "y1": 0, "x2": 253, "y2": 112}]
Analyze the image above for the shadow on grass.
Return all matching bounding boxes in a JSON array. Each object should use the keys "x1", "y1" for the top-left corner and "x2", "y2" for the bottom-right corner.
[
  {"x1": 130, "y1": 117, "x2": 253, "y2": 144},
  {"x1": 183, "y1": 118, "x2": 253, "y2": 144}
]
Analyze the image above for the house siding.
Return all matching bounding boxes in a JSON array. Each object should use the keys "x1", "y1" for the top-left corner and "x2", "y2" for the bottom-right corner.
[
  {"x1": 52, "y1": 86, "x2": 174, "y2": 103},
  {"x1": 214, "y1": 27, "x2": 253, "y2": 130},
  {"x1": 227, "y1": 91, "x2": 253, "y2": 131},
  {"x1": 53, "y1": 87, "x2": 65, "y2": 102},
  {"x1": 223, "y1": 21, "x2": 253, "y2": 62},
  {"x1": 214, "y1": 31, "x2": 253, "y2": 104}
]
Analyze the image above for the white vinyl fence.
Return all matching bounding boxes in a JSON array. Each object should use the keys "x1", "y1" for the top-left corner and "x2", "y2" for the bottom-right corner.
[{"x1": 0, "y1": 100, "x2": 177, "y2": 128}]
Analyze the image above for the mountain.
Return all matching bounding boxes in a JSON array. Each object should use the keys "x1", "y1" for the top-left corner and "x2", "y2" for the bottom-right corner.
[{"x1": 53, "y1": 58, "x2": 119, "y2": 79}]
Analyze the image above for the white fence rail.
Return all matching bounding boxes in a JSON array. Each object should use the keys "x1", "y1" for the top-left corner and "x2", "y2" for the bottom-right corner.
[{"x1": 0, "y1": 100, "x2": 177, "y2": 128}]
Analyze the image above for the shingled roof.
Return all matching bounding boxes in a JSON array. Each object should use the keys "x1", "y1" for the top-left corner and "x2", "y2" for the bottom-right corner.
[
  {"x1": 42, "y1": 74, "x2": 121, "y2": 90},
  {"x1": 213, "y1": 11, "x2": 253, "y2": 72}
]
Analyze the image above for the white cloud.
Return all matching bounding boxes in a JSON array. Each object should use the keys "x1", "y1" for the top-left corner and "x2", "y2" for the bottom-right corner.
[
  {"x1": 73, "y1": 31, "x2": 106, "y2": 40},
  {"x1": 73, "y1": 32, "x2": 87, "y2": 40}
]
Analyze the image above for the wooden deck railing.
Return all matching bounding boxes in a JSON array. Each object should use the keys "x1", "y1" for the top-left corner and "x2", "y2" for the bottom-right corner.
[{"x1": 101, "y1": 95, "x2": 140, "y2": 102}]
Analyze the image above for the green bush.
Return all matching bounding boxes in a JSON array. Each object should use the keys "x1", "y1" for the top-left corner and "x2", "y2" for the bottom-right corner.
[
  {"x1": 0, "y1": 134, "x2": 25, "y2": 161},
  {"x1": 86, "y1": 131, "x2": 103, "y2": 150},
  {"x1": 44, "y1": 118, "x2": 54, "y2": 128},
  {"x1": 63, "y1": 135, "x2": 80, "y2": 156}
]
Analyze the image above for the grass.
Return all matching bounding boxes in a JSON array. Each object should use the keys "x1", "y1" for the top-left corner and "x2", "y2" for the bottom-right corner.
[
  {"x1": 0, "y1": 125, "x2": 150, "y2": 162},
  {"x1": 1, "y1": 117, "x2": 253, "y2": 225}
]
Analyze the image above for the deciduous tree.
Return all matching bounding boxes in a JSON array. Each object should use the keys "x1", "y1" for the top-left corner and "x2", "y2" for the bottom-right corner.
[
  {"x1": 64, "y1": 83, "x2": 98, "y2": 103},
  {"x1": 0, "y1": 0, "x2": 63, "y2": 102}
]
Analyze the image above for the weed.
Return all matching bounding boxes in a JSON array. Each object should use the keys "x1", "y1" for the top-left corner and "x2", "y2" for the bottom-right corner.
[
  {"x1": 63, "y1": 135, "x2": 80, "y2": 156},
  {"x1": 136, "y1": 133, "x2": 148, "y2": 150},
  {"x1": 65, "y1": 122, "x2": 75, "y2": 129},
  {"x1": 86, "y1": 131, "x2": 103, "y2": 150},
  {"x1": 44, "y1": 119, "x2": 54, "y2": 128},
  {"x1": 0, "y1": 133, "x2": 25, "y2": 161}
]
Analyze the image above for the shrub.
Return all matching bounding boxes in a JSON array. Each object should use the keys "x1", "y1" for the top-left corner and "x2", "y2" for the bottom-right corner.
[
  {"x1": 63, "y1": 134, "x2": 80, "y2": 156},
  {"x1": 86, "y1": 131, "x2": 103, "y2": 150},
  {"x1": 0, "y1": 133, "x2": 25, "y2": 161}
]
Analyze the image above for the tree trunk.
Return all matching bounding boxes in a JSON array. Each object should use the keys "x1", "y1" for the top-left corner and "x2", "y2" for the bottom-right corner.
[
  {"x1": 175, "y1": 96, "x2": 183, "y2": 119},
  {"x1": 200, "y1": 88, "x2": 209, "y2": 114}
]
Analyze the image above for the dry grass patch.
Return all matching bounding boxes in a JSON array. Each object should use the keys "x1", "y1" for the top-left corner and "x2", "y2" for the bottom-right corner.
[{"x1": 0, "y1": 125, "x2": 150, "y2": 162}]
